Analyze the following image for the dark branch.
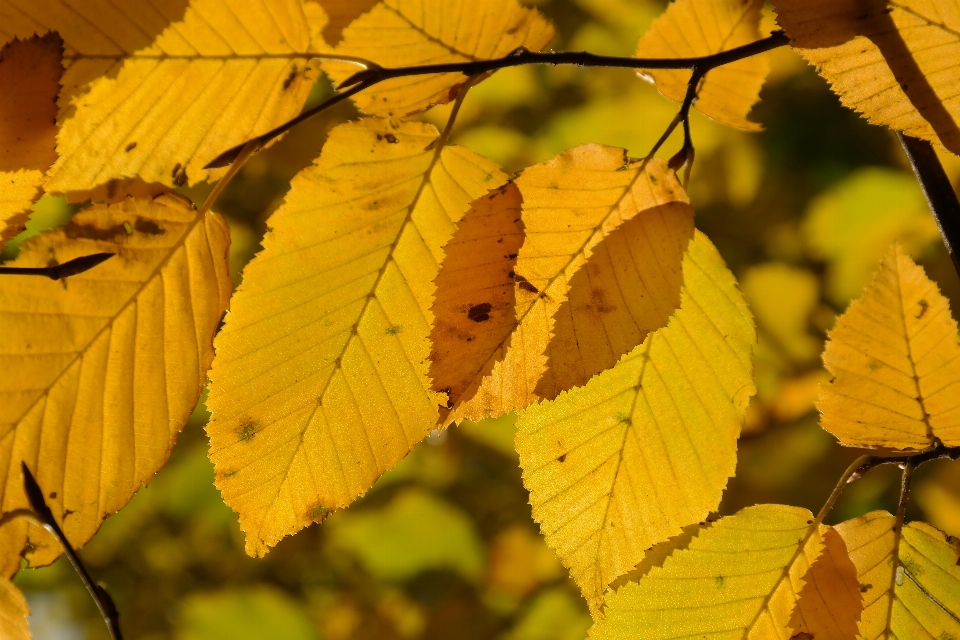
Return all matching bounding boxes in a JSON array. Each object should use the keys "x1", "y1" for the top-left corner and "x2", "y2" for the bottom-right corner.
[
  {"x1": 897, "y1": 133, "x2": 960, "y2": 278},
  {"x1": 848, "y1": 442, "x2": 960, "y2": 482},
  {"x1": 206, "y1": 31, "x2": 790, "y2": 169},
  {"x1": 20, "y1": 463, "x2": 123, "y2": 640},
  {"x1": 0, "y1": 253, "x2": 114, "y2": 279}
]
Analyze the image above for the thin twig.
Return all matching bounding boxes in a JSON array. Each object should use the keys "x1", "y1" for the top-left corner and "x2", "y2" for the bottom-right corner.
[
  {"x1": 897, "y1": 133, "x2": 960, "y2": 277},
  {"x1": 20, "y1": 462, "x2": 123, "y2": 640},
  {"x1": 884, "y1": 461, "x2": 915, "y2": 633},
  {"x1": 206, "y1": 31, "x2": 789, "y2": 169},
  {"x1": 848, "y1": 442, "x2": 960, "y2": 482},
  {"x1": 0, "y1": 252, "x2": 115, "y2": 279},
  {"x1": 815, "y1": 454, "x2": 872, "y2": 525}
]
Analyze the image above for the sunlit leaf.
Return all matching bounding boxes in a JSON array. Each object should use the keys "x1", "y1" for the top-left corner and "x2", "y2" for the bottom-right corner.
[
  {"x1": 0, "y1": 578, "x2": 29, "y2": 640},
  {"x1": 789, "y1": 527, "x2": 862, "y2": 640},
  {"x1": 11, "y1": 0, "x2": 330, "y2": 193},
  {"x1": 313, "y1": 0, "x2": 379, "y2": 45},
  {"x1": 517, "y1": 231, "x2": 755, "y2": 612},
  {"x1": 635, "y1": 0, "x2": 770, "y2": 130},
  {"x1": 773, "y1": 0, "x2": 960, "y2": 154},
  {"x1": 836, "y1": 512, "x2": 960, "y2": 639},
  {"x1": 589, "y1": 504, "x2": 818, "y2": 638},
  {"x1": 448, "y1": 147, "x2": 695, "y2": 424},
  {"x1": 0, "y1": 194, "x2": 231, "y2": 569},
  {"x1": 819, "y1": 244, "x2": 960, "y2": 450},
  {"x1": 323, "y1": 0, "x2": 555, "y2": 117},
  {"x1": 0, "y1": 171, "x2": 44, "y2": 251},
  {"x1": 205, "y1": 117, "x2": 507, "y2": 556}
]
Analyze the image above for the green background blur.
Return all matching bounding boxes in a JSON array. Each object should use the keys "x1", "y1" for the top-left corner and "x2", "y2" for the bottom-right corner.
[{"x1": 8, "y1": 0, "x2": 960, "y2": 637}]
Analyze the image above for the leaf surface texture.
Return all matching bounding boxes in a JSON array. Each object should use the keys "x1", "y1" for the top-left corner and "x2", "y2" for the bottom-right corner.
[
  {"x1": 0, "y1": 578, "x2": 29, "y2": 640},
  {"x1": 789, "y1": 527, "x2": 863, "y2": 640}
]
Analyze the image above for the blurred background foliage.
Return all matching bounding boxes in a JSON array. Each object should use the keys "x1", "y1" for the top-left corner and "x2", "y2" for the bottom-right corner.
[{"x1": 6, "y1": 0, "x2": 960, "y2": 637}]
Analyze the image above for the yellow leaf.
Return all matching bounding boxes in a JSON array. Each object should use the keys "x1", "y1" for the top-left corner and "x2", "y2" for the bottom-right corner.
[
  {"x1": 836, "y1": 512, "x2": 960, "y2": 639},
  {"x1": 773, "y1": 0, "x2": 960, "y2": 154},
  {"x1": 0, "y1": 578, "x2": 29, "y2": 640},
  {"x1": 8, "y1": 0, "x2": 329, "y2": 193},
  {"x1": 449, "y1": 147, "x2": 695, "y2": 424},
  {"x1": 205, "y1": 117, "x2": 507, "y2": 556},
  {"x1": 819, "y1": 244, "x2": 960, "y2": 450},
  {"x1": 323, "y1": 0, "x2": 555, "y2": 117},
  {"x1": 0, "y1": 194, "x2": 231, "y2": 569},
  {"x1": 589, "y1": 504, "x2": 818, "y2": 637},
  {"x1": 742, "y1": 262, "x2": 821, "y2": 364},
  {"x1": 429, "y1": 182, "x2": 524, "y2": 410},
  {"x1": 313, "y1": 0, "x2": 379, "y2": 45},
  {"x1": 0, "y1": 170, "x2": 43, "y2": 251},
  {"x1": 789, "y1": 527, "x2": 863, "y2": 640},
  {"x1": 516, "y1": 231, "x2": 755, "y2": 612},
  {"x1": 635, "y1": 0, "x2": 770, "y2": 130}
]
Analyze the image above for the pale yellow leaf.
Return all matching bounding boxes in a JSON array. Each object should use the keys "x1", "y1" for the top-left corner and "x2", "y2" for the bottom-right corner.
[
  {"x1": 516, "y1": 231, "x2": 755, "y2": 612},
  {"x1": 836, "y1": 512, "x2": 960, "y2": 639},
  {"x1": 205, "y1": 117, "x2": 507, "y2": 556},
  {"x1": 773, "y1": 0, "x2": 960, "y2": 154},
  {"x1": 449, "y1": 147, "x2": 695, "y2": 424},
  {"x1": 9, "y1": 0, "x2": 330, "y2": 193},
  {"x1": 589, "y1": 504, "x2": 818, "y2": 638},
  {"x1": 635, "y1": 0, "x2": 770, "y2": 130},
  {"x1": 0, "y1": 194, "x2": 231, "y2": 569},
  {"x1": 819, "y1": 244, "x2": 960, "y2": 450},
  {"x1": 324, "y1": 0, "x2": 555, "y2": 116},
  {"x1": 0, "y1": 577, "x2": 29, "y2": 640},
  {"x1": 790, "y1": 527, "x2": 863, "y2": 640}
]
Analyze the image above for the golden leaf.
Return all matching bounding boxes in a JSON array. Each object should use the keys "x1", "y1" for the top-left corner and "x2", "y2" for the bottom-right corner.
[
  {"x1": 324, "y1": 0, "x2": 555, "y2": 116},
  {"x1": 313, "y1": 0, "x2": 379, "y2": 45},
  {"x1": 0, "y1": 578, "x2": 29, "y2": 640},
  {"x1": 0, "y1": 170, "x2": 43, "y2": 251},
  {"x1": 516, "y1": 231, "x2": 755, "y2": 612},
  {"x1": 449, "y1": 147, "x2": 695, "y2": 424},
  {"x1": 773, "y1": 0, "x2": 960, "y2": 154},
  {"x1": 635, "y1": 0, "x2": 770, "y2": 130},
  {"x1": 590, "y1": 504, "x2": 819, "y2": 637},
  {"x1": 789, "y1": 527, "x2": 863, "y2": 640},
  {"x1": 0, "y1": 194, "x2": 231, "y2": 569},
  {"x1": 819, "y1": 244, "x2": 960, "y2": 450},
  {"x1": 836, "y1": 511, "x2": 960, "y2": 639},
  {"x1": 0, "y1": 0, "x2": 329, "y2": 193},
  {"x1": 205, "y1": 117, "x2": 507, "y2": 556}
]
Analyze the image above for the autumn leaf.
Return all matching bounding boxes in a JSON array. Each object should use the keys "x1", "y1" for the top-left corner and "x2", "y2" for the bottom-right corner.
[
  {"x1": 819, "y1": 244, "x2": 960, "y2": 450},
  {"x1": 0, "y1": 578, "x2": 29, "y2": 640},
  {"x1": 447, "y1": 147, "x2": 695, "y2": 424},
  {"x1": 516, "y1": 231, "x2": 755, "y2": 612},
  {"x1": 313, "y1": 0, "x2": 379, "y2": 45},
  {"x1": 205, "y1": 117, "x2": 507, "y2": 557},
  {"x1": 1, "y1": 0, "x2": 329, "y2": 194},
  {"x1": 773, "y1": 0, "x2": 960, "y2": 155},
  {"x1": 635, "y1": 0, "x2": 769, "y2": 130},
  {"x1": 789, "y1": 527, "x2": 863, "y2": 640},
  {"x1": 589, "y1": 505, "x2": 821, "y2": 638},
  {"x1": 0, "y1": 194, "x2": 231, "y2": 570},
  {"x1": 0, "y1": 33, "x2": 63, "y2": 248},
  {"x1": 323, "y1": 0, "x2": 555, "y2": 116},
  {"x1": 836, "y1": 511, "x2": 960, "y2": 639}
]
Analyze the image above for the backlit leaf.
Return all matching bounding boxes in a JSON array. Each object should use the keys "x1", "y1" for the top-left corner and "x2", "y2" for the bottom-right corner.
[
  {"x1": 635, "y1": 0, "x2": 770, "y2": 130},
  {"x1": 516, "y1": 231, "x2": 755, "y2": 612},
  {"x1": 448, "y1": 147, "x2": 695, "y2": 424},
  {"x1": 773, "y1": 0, "x2": 960, "y2": 154},
  {"x1": 324, "y1": 0, "x2": 555, "y2": 117},
  {"x1": 313, "y1": 0, "x2": 379, "y2": 45},
  {"x1": 589, "y1": 504, "x2": 818, "y2": 638},
  {"x1": 177, "y1": 587, "x2": 319, "y2": 640},
  {"x1": 789, "y1": 527, "x2": 862, "y2": 640},
  {"x1": 205, "y1": 117, "x2": 507, "y2": 556},
  {"x1": 836, "y1": 512, "x2": 960, "y2": 639},
  {"x1": 0, "y1": 578, "x2": 29, "y2": 640},
  {"x1": 0, "y1": 194, "x2": 231, "y2": 569},
  {"x1": 0, "y1": 171, "x2": 43, "y2": 251},
  {"x1": 819, "y1": 244, "x2": 960, "y2": 450},
  {"x1": 12, "y1": 0, "x2": 329, "y2": 193}
]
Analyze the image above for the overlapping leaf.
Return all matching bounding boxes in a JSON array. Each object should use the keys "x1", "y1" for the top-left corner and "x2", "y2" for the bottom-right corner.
[
  {"x1": 0, "y1": 578, "x2": 29, "y2": 640},
  {"x1": 635, "y1": 0, "x2": 769, "y2": 130},
  {"x1": 0, "y1": 194, "x2": 231, "y2": 569},
  {"x1": 205, "y1": 117, "x2": 507, "y2": 556},
  {"x1": 819, "y1": 244, "x2": 960, "y2": 449},
  {"x1": 2, "y1": 0, "x2": 328, "y2": 194},
  {"x1": 836, "y1": 511, "x2": 960, "y2": 639},
  {"x1": 516, "y1": 231, "x2": 755, "y2": 612},
  {"x1": 447, "y1": 147, "x2": 696, "y2": 425},
  {"x1": 773, "y1": 0, "x2": 960, "y2": 154},
  {"x1": 589, "y1": 505, "x2": 820, "y2": 638},
  {"x1": 323, "y1": 0, "x2": 555, "y2": 116},
  {"x1": 789, "y1": 527, "x2": 863, "y2": 640}
]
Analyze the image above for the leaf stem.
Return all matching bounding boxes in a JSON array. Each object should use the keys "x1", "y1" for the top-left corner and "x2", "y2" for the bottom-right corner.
[
  {"x1": 0, "y1": 252, "x2": 115, "y2": 279},
  {"x1": 815, "y1": 454, "x2": 872, "y2": 525},
  {"x1": 884, "y1": 461, "x2": 916, "y2": 634},
  {"x1": 19, "y1": 462, "x2": 123, "y2": 640}
]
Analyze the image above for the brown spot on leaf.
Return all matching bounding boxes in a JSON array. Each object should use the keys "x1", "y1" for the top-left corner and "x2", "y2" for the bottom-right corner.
[
  {"x1": 125, "y1": 142, "x2": 137, "y2": 152},
  {"x1": 384, "y1": 133, "x2": 398, "y2": 144},
  {"x1": 64, "y1": 222, "x2": 128, "y2": 241},
  {"x1": 237, "y1": 419, "x2": 258, "y2": 442},
  {"x1": 306, "y1": 502, "x2": 331, "y2": 523},
  {"x1": 916, "y1": 298, "x2": 928, "y2": 319},
  {"x1": 557, "y1": 453, "x2": 566, "y2": 463},
  {"x1": 468, "y1": 303, "x2": 493, "y2": 322},
  {"x1": 134, "y1": 218, "x2": 164, "y2": 235},
  {"x1": 283, "y1": 65, "x2": 298, "y2": 90}
]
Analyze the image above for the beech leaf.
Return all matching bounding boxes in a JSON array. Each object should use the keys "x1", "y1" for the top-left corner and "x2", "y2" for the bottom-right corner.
[
  {"x1": 789, "y1": 527, "x2": 863, "y2": 640},
  {"x1": 0, "y1": 578, "x2": 29, "y2": 640}
]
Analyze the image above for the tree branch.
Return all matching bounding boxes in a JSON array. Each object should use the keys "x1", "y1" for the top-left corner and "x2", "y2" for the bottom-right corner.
[
  {"x1": 206, "y1": 31, "x2": 790, "y2": 169},
  {"x1": 0, "y1": 253, "x2": 114, "y2": 279}
]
